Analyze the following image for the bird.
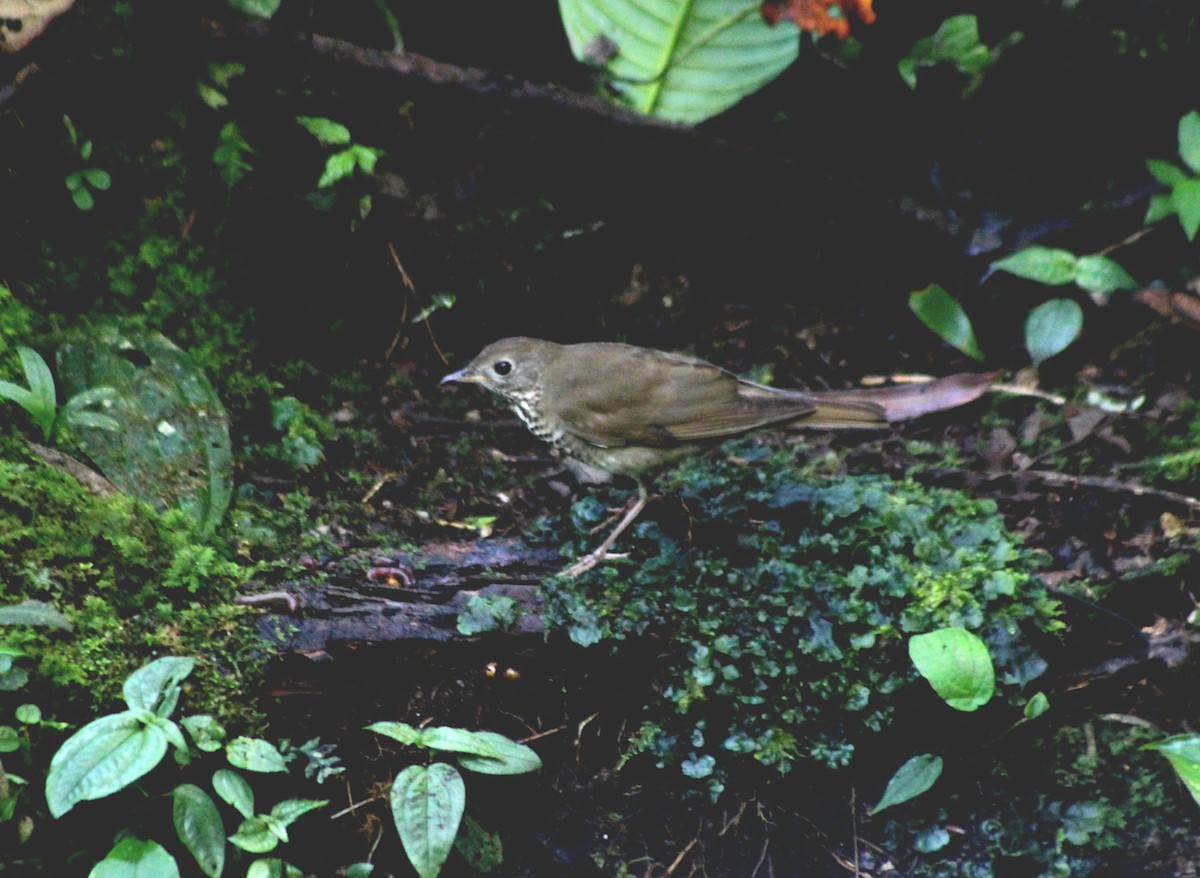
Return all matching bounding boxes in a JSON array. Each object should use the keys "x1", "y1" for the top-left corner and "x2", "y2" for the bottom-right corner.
[{"x1": 441, "y1": 337, "x2": 889, "y2": 577}]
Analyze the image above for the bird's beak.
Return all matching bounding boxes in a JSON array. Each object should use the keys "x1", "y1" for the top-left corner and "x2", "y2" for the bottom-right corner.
[{"x1": 440, "y1": 369, "x2": 476, "y2": 386}]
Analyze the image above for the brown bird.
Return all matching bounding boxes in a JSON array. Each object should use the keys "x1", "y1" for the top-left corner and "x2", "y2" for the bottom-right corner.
[{"x1": 442, "y1": 338, "x2": 889, "y2": 577}]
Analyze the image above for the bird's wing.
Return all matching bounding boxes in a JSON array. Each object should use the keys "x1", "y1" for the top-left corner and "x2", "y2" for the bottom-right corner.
[{"x1": 543, "y1": 344, "x2": 861, "y2": 448}]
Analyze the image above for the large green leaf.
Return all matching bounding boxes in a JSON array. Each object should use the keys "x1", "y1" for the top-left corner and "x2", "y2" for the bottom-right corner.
[
  {"x1": 46, "y1": 711, "x2": 170, "y2": 817},
  {"x1": 89, "y1": 837, "x2": 180, "y2": 878},
  {"x1": 908, "y1": 284, "x2": 984, "y2": 360},
  {"x1": 173, "y1": 784, "x2": 226, "y2": 878},
  {"x1": 123, "y1": 656, "x2": 195, "y2": 717},
  {"x1": 391, "y1": 764, "x2": 466, "y2": 878},
  {"x1": 0, "y1": 600, "x2": 72, "y2": 631},
  {"x1": 1024, "y1": 298, "x2": 1083, "y2": 367},
  {"x1": 56, "y1": 325, "x2": 233, "y2": 536},
  {"x1": 909, "y1": 628, "x2": 995, "y2": 712},
  {"x1": 559, "y1": 0, "x2": 800, "y2": 124},
  {"x1": 1143, "y1": 734, "x2": 1200, "y2": 807}
]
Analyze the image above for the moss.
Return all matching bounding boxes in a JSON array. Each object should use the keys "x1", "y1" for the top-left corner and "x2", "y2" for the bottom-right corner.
[
  {"x1": 546, "y1": 438, "x2": 1063, "y2": 789},
  {"x1": 0, "y1": 436, "x2": 265, "y2": 727}
]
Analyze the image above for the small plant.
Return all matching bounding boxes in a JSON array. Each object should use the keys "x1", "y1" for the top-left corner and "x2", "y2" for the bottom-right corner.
[
  {"x1": 0, "y1": 346, "x2": 117, "y2": 443},
  {"x1": 367, "y1": 721, "x2": 542, "y2": 878},
  {"x1": 44, "y1": 657, "x2": 329, "y2": 876},
  {"x1": 909, "y1": 238, "x2": 1140, "y2": 368},
  {"x1": 62, "y1": 116, "x2": 112, "y2": 211},
  {"x1": 1145, "y1": 109, "x2": 1200, "y2": 241},
  {"x1": 898, "y1": 14, "x2": 1023, "y2": 95},
  {"x1": 295, "y1": 116, "x2": 385, "y2": 189}
]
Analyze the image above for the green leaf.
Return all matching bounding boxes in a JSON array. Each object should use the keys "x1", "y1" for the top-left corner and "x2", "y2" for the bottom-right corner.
[
  {"x1": 991, "y1": 246, "x2": 1079, "y2": 286},
  {"x1": 1145, "y1": 192, "x2": 1175, "y2": 225},
  {"x1": 0, "y1": 600, "x2": 72, "y2": 631},
  {"x1": 173, "y1": 783, "x2": 226, "y2": 878},
  {"x1": 1074, "y1": 255, "x2": 1136, "y2": 295},
  {"x1": 913, "y1": 824, "x2": 951, "y2": 853},
  {"x1": 1025, "y1": 298, "x2": 1083, "y2": 367},
  {"x1": 317, "y1": 150, "x2": 359, "y2": 188},
  {"x1": 197, "y1": 82, "x2": 229, "y2": 109},
  {"x1": 342, "y1": 864, "x2": 375, "y2": 878},
  {"x1": 182, "y1": 715, "x2": 226, "y2": 752},
  {"x1": 226, "y1": 737, "x2": 288, "y2": 773},
  {"x1": 15, "y1": 704, "x2": 41, "y2": 724},
  {"x1": 228, "y1": 0, "x2": 282, "y2": 19},
  {"x1": 296, "y1": 116, "x2": 352, "y2": 146},
  {"x1": 349, "y1": 144, "x2": 384, "y2": 175},
  {"x1": 908, "y1": 285, "x2": 984, "y2": 361},
  {"x1": 366, "y1": 721, "x2": 424, "y2": 746},
  {"x1": 0, "y1": 726, "x2": 18, "y2": 753},
  {"x1": 454, "y1": 814, "x2": 503, "y2": 873},
  {"x1": 1171, "y1": 177, "x2": 1200, "y2": 240},
  {"x1": 46, "y1": 712, "x2": 169, "y2": 817},
  {"x1": 1024, "y1": 691, "x2": 1050, "y2": 720},
  {"x1": 869, "y1": 754, "x2": 943, "y2": 815},
  {"x1": 57, "y1": 325, "x2": 234, "y2": 537},
  {"x1": 17, "y1": 346, "x2": 57, "y2": 439},
  {"x1": 89, "y1": 837, "x2": 180, "y2": 878},
  {"x1": 454, "y1": 732, "x2": 542, "y2": 776},
  {"x1": 266, "y1": 797, "x2": 327, "y2": 830},
  {"x1": 246, "y1": 861, "x2": 306, "y2": 878},
  {"x1": 1146, "y1": 158, "x2": 1187, "y2": 187},
  {"x1": 1178, "y1": 110, "x2": 1200, "y2": 174},
  {"x1": 909, "y1": 628, "x2": 995, "y2": 712},
  {"x1": 559, "y1": 0, "x2": 800, "y2": 125},
  {"x1": 1143, "y1": 734, "x2": 1200, "y2": 807},
  {"x1": 72, "y1": 185, "x2": 95, "y2": 211},
  {"x1": 391, "y1": 764, "x2": 466, "y2": 878},
  {"x1": 230, "y1": 816, "x2": 278, "y2": 853},
  {"x1": 84, "y1": 169, "x2": 112, "y2": 191},
  {"x1": 212, "y1": 769, "x2": 254, "y2": 818},
  {"x1": 123, "y1": 656, "x2": 195, "y2": 717},
  {"x1": 213, "y1": 121, "x2": 255, "y2": 189}
]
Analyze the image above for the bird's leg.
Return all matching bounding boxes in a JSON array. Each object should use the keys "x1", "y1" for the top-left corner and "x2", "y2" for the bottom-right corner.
[{"x1": 560, "y1": 483, "x2": 649, "y2": 579}]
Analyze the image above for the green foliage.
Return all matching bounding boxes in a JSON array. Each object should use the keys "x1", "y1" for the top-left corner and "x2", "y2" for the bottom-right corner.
[
  {"x1": 295, "y1": 116, "x2": 385, "y2": 188},
  {"x1": 991, "y1": 246, "x2": 1137, "y2": 297},
  {"x1": 62, "y1": 116, "x2": 112, "y2": 212},
  {"x1": 368, "y1": 721, "x2": 541, "y2": 877},
  {"x1": 884, "y1": 720, "x2": 1193, "y2": 875},
  {"x1": 46, "y1": 657, "x2": 195, "y2": 817},
  {"x1": 213, "y1": 121, "x2": 255, "y2": 189},
  {"x1": 267, "y1": 395, "x2": 332, "y2": 472},
  {"x1": 456, "y1": 593, "x2": 521, "y2": 636},
  {"x1": 898, "y1": 15, "x2": 1023, "y2": 95},
  {"x1": 40, "y1": 657, "x2": 331, "y2": 874},
  {"x1": 1145, "y1": 110, "x2": 1200, "y2": 240},
  {"x1": 0, "y1": 345, "x2": 118, "y2": 443},
  {"x1": 908, "y1": 284, "x2": 984, "y2": 360},
  {"x1": 546, "y1": 441, "x2": 1061, "y2": 785}
]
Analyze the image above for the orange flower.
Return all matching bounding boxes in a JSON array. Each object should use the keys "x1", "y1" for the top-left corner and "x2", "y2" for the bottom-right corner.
[{"x1": 762, "y1": 0, "x2": 877, "y2": 39}]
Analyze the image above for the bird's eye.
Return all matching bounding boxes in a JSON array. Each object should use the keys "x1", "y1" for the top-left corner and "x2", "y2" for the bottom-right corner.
[{"x1": 493, "y1": 360, "x2": 513, "y2": 376}]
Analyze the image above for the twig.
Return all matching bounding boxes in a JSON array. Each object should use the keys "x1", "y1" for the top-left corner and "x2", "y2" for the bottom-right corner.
[
  {"x1": 329, "y1": 793, "x2": 382, "y2": 820},
  {"x1": 664, "y1": 835, "x2": 700, "y2": 876},
  {"x1": 748, "y1": 836, "x2": 770, "y2": 878},
  {"x1": 1014, "y1": 470, "x2": 1200, "y2": 514},
  {"x1": 519, "y1": 725, "x2": 566, "y2": 744}
]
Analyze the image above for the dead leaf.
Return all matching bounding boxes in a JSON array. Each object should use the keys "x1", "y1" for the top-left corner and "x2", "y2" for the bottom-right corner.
[
  {"x1": 809, "y1": 371, "x2": 997, "y2": 422},
  {"x1": 761, "y1": 0, "x2": 875, "y2": 39}
]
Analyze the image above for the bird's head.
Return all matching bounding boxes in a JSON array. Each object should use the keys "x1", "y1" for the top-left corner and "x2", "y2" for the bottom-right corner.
[{"x1": 440, "y1": 337, "x2": 560, "y2": 401}]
